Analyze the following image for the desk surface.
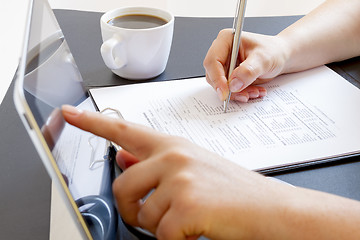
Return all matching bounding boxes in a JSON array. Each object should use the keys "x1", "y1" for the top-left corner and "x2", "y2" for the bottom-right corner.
[
  {"x1": 1, "y1": 1, "x2": 330, "y2": 239},
  {"x1": 1, "y1": 0, "x2": 325, "y2": 105}
]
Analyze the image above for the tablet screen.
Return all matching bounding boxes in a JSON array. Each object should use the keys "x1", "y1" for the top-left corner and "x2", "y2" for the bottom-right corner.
[{"x1": 19, "y1": 0, "x2": 115, "y2": 239}]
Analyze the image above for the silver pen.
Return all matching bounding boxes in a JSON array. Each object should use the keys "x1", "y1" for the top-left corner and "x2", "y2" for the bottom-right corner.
[{"x1": 224, "y1": 0, "x2": 247, "y2": 113}]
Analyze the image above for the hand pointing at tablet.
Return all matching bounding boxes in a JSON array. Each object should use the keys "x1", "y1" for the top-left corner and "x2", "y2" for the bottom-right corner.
[
  {"x1": 61, "y1": 0, "x2": 360, "y2": 238},
  {"x1": 62, "y1": 105, "x2": 360, "y2": 240}
]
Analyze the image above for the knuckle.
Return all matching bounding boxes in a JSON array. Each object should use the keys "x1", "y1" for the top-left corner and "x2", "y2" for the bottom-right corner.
[
  {"x1": 203, "y1": 58, "x2": 210, "y2": 69},
  {"x1": 260, "y1": 52, "x2": 272, "y2": 67},
  {"x1": 156, "y1": 140, "x2": 196, "y2": 167},
  {"x1": 113, "y1": 119, "x2": 129, "y2": 131},
  {"x1": 161, "y1": 148, "x2": 190, "y2": 166},
  {"x1": 112, "y1": 176, "x2": 126, "y2": 200},
  {"x1": 241, "y1": 63, "x2": 257, "y2": 79},
  {"x1": 174, "y1": 170, "x2": 194, "y2": 186},
  {"x1": 205, "y1": 74, "x2": 212, "y2": 85},
  {"x1": 203, "y1": 56, "x2": 211, "y2": 68},
  {"x1": 218, "y1": 28, "x2": 231, "y2": 38},
  {"x1": 203, "y1": 49, "x2": 216, "y2": 69}
]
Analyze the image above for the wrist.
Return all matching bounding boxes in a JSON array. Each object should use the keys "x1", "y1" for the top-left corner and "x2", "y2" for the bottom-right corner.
[{"x1": 274, "y1": 33, "x2": 294, "y2": 75}]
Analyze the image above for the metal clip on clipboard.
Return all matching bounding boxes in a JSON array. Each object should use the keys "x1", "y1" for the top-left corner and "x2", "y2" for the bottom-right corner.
[
  {"x1": 87, "y1": 107, "x2": 123, "y2": 170},
  {"x1": 75, "y1": 108, "x2": 123, "y2": 239}
]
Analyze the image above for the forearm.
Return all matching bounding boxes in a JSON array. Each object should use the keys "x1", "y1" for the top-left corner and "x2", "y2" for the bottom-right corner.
[
  {"x1": 268, "y1": 186, "x2": 360, "y2": 239},
  {"x1": 207, "y1": 174, "x2": 360, "y2": 239},
  {"x1": 278, "y1": 0, "x2": 360, "y2": 74}
]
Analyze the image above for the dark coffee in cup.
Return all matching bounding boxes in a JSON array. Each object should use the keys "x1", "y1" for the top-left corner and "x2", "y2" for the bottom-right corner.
[{"x1": 107, "y1": 14, "x2": 168, "y2": 29}]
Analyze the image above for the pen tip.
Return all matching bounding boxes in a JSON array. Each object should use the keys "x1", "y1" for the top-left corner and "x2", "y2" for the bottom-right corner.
[{"x1": 223, "y1": 93, "x2": 231, "y2": 113}]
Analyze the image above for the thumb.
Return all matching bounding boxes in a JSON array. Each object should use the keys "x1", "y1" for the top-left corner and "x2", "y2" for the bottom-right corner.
[
  {"x1": 229, "y1": 54, "x2": 265, "y2": 93},
  {"x1": 116, "y1": 149, "x2": 140, "y2": 170}
]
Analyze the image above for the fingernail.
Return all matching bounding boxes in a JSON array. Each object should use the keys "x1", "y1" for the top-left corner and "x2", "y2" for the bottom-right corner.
[
  {"x1": 259, "y1": 89, "x2": 267, "y2": 97},
  {"x1": 229, "y1": 78, "x2": 244, "y2": 92},
  {"x1": 235, "y1": 95, "x2": 248, "y2": 103},
  {"x1": 116, "y1": 152, "x2": 126, "y2": 170},
  {"x1": 62, "y1": 105, "x2": 82, "y2": 116},
  {"x1": 249, "y1": 91, "x2": 259, "y2": 98},
  {"x1": 216, "y1": 88, "x2": 223, "y2": 101}
]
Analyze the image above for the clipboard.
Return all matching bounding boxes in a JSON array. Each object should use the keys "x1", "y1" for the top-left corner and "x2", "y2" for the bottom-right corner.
[{"x1": 55, "y1": 9, "x2": 360, "y2": 175}]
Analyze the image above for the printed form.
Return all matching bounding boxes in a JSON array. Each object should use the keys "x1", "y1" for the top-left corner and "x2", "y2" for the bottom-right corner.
[{"x1": 90, "y1": 66, "x2": 360, "y2": 171}]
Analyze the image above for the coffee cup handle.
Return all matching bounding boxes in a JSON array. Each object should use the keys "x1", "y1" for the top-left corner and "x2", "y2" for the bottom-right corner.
[{"x1": 100, "y1": 35, "x2": 126, "y2": 70}]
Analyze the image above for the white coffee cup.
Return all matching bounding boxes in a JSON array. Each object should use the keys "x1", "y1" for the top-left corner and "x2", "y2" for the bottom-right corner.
[{"x1": 100, "y1": 7, "x2": 174, "y2": 80}]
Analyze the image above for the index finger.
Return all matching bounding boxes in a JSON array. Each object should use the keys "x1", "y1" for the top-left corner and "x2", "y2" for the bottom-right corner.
[
  {"x1": 61, "y1": 105, "x2": 165, "y2": 160},
  {"x1": 203, "y1": 29, "x2": 233, "y2": 100}
]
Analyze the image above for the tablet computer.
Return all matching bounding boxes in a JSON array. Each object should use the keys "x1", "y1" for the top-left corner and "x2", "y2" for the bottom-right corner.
[{"x1": 13, "y1": 0, "x2": 155, "y2": 239}]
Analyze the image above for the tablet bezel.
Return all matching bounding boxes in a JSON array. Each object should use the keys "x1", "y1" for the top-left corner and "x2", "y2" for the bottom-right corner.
[{"x1": 13, "y1": 0, "x2": 93, "y2": 239}]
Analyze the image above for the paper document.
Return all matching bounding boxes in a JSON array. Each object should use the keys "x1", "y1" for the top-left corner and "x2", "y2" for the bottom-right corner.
[{"x1": 89, "y1": 66, "x2": 360, "y2": 171}]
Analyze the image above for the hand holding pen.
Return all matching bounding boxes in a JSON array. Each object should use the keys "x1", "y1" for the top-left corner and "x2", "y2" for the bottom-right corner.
[{"x1": 204, "y1": 0, "x2": 290, "y2": 109}]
